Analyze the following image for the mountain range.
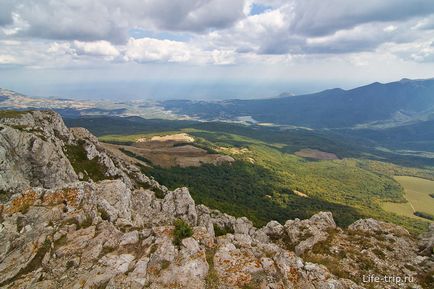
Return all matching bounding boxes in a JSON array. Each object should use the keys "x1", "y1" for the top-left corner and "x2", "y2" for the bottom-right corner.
[
  {"x1": 2, "y1": 78, "x2": 434, "y2": 154},
  {"x1": 162, "y1": 78, "x2": 434, "y2": 129}
]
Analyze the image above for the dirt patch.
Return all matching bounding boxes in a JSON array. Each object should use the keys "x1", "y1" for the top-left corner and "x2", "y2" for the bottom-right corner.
[
  {"x1": 137, "y1": 133, "x2": 194, "y2": 143},
  {"x1": 103, "y1": 134, "x2": 234, "y2": 168},
  {"x1": 294, "y1": 149, "x2": 338, "y2": 160},
  {"x1": 216, "y1": 146, "x2": 249, "y2": 155},
  {"x1": 293, "y1": 190, "x2": 309, "y2": 198}
]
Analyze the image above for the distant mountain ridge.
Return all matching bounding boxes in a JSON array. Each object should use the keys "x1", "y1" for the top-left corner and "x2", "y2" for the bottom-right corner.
[{"x1": 162, "y1": 78, "x2": 434, "y2": 129}]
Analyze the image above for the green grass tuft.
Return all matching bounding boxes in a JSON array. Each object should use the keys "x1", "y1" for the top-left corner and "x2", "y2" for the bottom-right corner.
[
  {"x1": 173, "y1": 219, "x2": 193, "y2": 246},
  {"x1": 214, "y1": 224, "x2": 234, "y2": 236},
  {"x1": 64, "y1": 140, "x2": 109, "y2": 182},
  {"x1": 0, "y1": 110, "x2": 30, "y2": 119}
]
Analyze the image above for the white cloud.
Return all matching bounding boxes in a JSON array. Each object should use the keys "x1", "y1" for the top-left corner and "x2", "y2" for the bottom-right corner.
[
  {"x1": 72, "y1": 41, "x2": 120, "y2": 58},
  {"x1": 123, "y1": 38, "x2": 194, "y2": 63},
  {"x1": 0, "y1": 54, "x2": 17, "y2": 64},
  {"x1": 211, "y1": 50, "x2": 236, "y2": 65},
  {"x1": 384, "y1": 41, "x2": 434, "y2": 62},
  {"x1": 384, "y1": 25, "x2": 397, "y2": 32}
]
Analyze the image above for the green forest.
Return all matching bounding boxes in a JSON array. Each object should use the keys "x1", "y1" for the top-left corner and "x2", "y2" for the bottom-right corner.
[
  {"x1": 65, "y1": 116, "x2": 433, "y2": 233},
  {"x1": 144, "y1": 130, "x2": 430, "y2": 233}
]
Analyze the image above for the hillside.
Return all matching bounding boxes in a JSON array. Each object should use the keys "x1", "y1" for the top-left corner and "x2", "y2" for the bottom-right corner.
[
  {"x1": 64, "y1": 115, "x2": 434, "y2": 233},
  {"x1": 1, "y1": 110, "x2": 433, "y2": 289},
  {"x1": 162, "y1": 78, "x2": 434, "y2": 128},
  {"x1": 339, "y1": 119, "x2": 434, "y2": 152}
]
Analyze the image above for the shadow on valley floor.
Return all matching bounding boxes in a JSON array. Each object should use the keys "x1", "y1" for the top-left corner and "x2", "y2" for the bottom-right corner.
[{"x1": 145, "y1": 161, "x2": 365, "y2": 228}]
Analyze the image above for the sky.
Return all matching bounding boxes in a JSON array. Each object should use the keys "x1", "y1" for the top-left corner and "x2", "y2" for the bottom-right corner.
[{"x1": 0, "y1": 0, "x2": 434, "y2": 100}]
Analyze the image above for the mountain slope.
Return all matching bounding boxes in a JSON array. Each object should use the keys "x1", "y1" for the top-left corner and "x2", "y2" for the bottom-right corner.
[
  {"x1": 340, "y1": 119, "x2": 434, "y2": 152},
  {"x1": 0, "y1": 110, "x2": 433, "y2": 289},
  {"x1": 162, "y1": 78, "x2": 434, "y2": 128}
]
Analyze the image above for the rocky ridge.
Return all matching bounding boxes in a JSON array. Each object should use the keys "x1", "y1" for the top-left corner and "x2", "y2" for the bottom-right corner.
[{"x1": 0, "y1": 110, "x2": 433, "y2": 289}]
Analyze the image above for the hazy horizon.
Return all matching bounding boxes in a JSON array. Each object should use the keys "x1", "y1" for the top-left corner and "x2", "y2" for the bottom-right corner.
[{"x1": 2, "y1": 76, "x2": 434, "y2": 101}]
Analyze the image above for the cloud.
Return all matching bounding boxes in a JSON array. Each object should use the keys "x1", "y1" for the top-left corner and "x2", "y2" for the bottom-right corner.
[
  {"x1": 289, "y1": 0, "x2": 434, "y2": 36},
  {"x1": 0, "y1": 54, "x2": 16, "y2": 64},
  {"x1": 142, "y1": 0, "x2": 246, "y2": 32},
  {"x1": 211, "y1": 50, "x2": 236, "y2": 65},
  {"x1": 72, "y1": 41, "x2": 120, "y2": 58},
  {"x1": 385, "y1": 41, "x2": 434, "y2": 63},
  {"x1": 0, "y1": 0, "x2": 14, "y2": 26},
  {"x1": 303, "y1": 22, "x2": 420, "y2": 54},
  {"x1": 198, "y1": 2, "x2": 434, "y2": 57},
  {"x1": 1, "y1": 0, "x2": 434, "y2": 70},
  {"x1": 123, "y1": 37, "x2": 194, "y2": 63},
  {"x1": 18, "y1": 0, "x2": 127, "y2": 43},
  {"x1": 414, "y1": 15, "x2": 434, "y2": 30},
  {"x1": 1, "y1": 0, "x2": 246, "y2": 43}
]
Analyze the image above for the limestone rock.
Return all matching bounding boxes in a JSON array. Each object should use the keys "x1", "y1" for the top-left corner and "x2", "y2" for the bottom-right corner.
[
  {"x1": 284, "y1": 211, "x2": 336, "y2": 255},
  {"x1": 349, "y1": 218, "x2": 409, "y2": 236},
  {"x1": 120, "y1": 230, "x2": 140, "y2": 246},
  {"x1": 0, "y1": 111, "x2": 77, "y2": 193},
  {"x1": 162, "y1": 187, "x2": 197, "y2": 226},
  {"x1": 418, "y1": 223, "x2": 434, "y2": 256},
  {"x1": 95, "y1": 180, "x2": 132, "y2": 222}
]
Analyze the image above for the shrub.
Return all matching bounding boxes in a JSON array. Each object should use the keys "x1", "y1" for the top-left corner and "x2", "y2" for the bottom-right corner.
[
  {"x1": 414, "y1": 211, "x2": 434, "y2": 221},
  {"x1": 0, "y1": 110, "x2": 29, "y2": 118},
  {"x1": 119, "y1": 148, "x2": 152, "y2": 164},
  {"x1": 214, "y1": 224, "x2": 234, "y2": 236},
  {"x1": 153, "y1": 187, "x2": 166, "y2": 199},
  {"x1": 173, "y1": 219, "x2": 193, "y2": 246},
  {"x1": 64, "y1": 140, "x2": 108, "y2": 181},
  {"x1": 205, "y1": 248, "x2": 219, "y2": 288}
]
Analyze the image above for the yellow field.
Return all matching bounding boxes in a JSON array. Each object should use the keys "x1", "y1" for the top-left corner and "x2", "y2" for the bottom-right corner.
[{"x1": 382, "y1": 176, "x2": 434, "y2": 222}]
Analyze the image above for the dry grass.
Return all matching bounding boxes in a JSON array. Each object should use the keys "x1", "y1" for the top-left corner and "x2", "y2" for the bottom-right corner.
[{"x1": 294, "y1": 148, "x2": 338, "y2": 160}]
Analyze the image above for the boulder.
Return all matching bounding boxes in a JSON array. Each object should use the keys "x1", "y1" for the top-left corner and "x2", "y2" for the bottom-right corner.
[
  {"x1": 418, "y1": 223, "x2": 434, "y2": 256},
  {"x1": 348, "y1": 218, "x2": 409, "y2": 236},
  {"x1": 0, "y1": 111, "x2": 78, "y2": 193},
  {"x1": 95, "y1": 180, "x2": 132, "y2": 222},
  {"x1": 284, "y1": 212, "x2": 336, "y2": 255},
  {"x1": 162, "y1": 187, "x2": 197, "y2": 226}
]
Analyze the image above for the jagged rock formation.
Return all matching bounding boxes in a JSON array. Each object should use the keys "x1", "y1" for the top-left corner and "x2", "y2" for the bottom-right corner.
[
  {"x1": 0, "y1": 110, "x2": 433, "y2": 289},
  {"x1": 0, "y1": 110, "x2": 77, "y2": 193}
]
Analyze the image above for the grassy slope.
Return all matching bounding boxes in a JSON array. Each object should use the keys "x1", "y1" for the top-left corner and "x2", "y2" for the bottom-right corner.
[
  {"x1": 382, "y1": 176, "x2": 434, "y2": 221},
  {"x1": 109, "y1": 129, "x2": 428, "y2": 233}
]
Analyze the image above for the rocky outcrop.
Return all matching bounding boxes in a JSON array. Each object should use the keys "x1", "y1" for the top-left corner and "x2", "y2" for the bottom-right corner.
[
  {"x1": 284, "y1": 211, "x2": 337, "y2": 256},
  {"x1": 348, "y1": 218, "x2": 410, "y2": 236},
  {"x1": 0, "y1": 110, "x2": 165, "y2": 198},
  {"x1": 419, "y1": 223, "x2": 434, "y2": 256},
  {"x1": 0, "y1": 111, "x2": 78, "y2": 193},
  {"x1": 0, "y1": 110, "x2": 433, "y2": 289},
  {"x1": 0, "y1": 183, "x2": 367, "y2": 289}
]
